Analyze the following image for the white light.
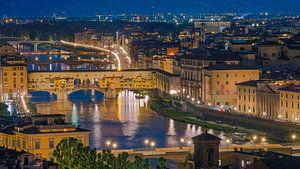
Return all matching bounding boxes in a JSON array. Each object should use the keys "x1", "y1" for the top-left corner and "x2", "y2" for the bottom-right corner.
[
  {"x1": 169, "y1": 90, "x2": 177, "y2": 95},
  {"x1": 191, "y1": 98, "x2": 195, "y2": 102},
  {"x1": 112, "y1": 143, "x2": 117, "y2": 148},
  {"x1": 197, "y1": 101, "x2": 200, "y2": 104}
]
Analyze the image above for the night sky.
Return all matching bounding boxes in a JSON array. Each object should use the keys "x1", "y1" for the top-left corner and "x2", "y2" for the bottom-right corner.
[{"x1": 0, "y1": 0, "x2": 299, "y2": 16}]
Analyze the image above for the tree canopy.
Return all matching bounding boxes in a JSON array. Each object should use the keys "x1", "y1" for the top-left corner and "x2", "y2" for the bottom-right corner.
[{"x1": 53, "y1": 138, "x2": 168, "y2": 169}]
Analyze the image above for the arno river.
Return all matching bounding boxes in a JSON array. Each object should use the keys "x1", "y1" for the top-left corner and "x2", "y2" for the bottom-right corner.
[
  {"x1": 24, "y1": 51, "x2": 227, "y2": 150},
  {"x1": 32, "y1": 90, "x2": 227, "y2": 149}
]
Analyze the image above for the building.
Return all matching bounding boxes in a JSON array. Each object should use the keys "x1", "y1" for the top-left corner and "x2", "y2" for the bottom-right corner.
[
  {"x1": 226, "y1": 40, "x2": 253, "y2": 53},
  {"x1": 0, "y1": 64, "x2": 28, "y2": 100},
  {"x1": 258, "y1": 42, "x2": 282, "y2": 62},
  {"x1": 180, "y1": 49, "x2": 242, "y2": 102},
  {"x1": 152, "y1": 57, "x2": 175, "y2": 74},
  {"x1": 0, "y1": 44, "x2": 16, "y2": 56},
  {"x1": 278, "y1": 85, "x2": 300, "y2": 123},
  {"x1": 236, "y1": 80, "x2": 280, "y2": 119},
  {"x1": 202, "y1": 64, "x2": 260, "y2": 108},
  {"x1": 75, "y1": 30, "x2": 114, "y2": 48},
  {"x1": 0, "y1": 114, "x2": 90, "y2": 160}
]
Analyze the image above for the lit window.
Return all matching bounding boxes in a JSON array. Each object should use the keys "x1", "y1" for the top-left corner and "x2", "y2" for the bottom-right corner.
[{"x1": 35, "y1": 140, "x2": 40, "y2": 149}]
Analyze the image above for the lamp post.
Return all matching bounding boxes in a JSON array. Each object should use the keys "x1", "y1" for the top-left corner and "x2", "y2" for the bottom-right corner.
[
  {"x1": 144, "y1": 139, "x2": 149, "y2": 150},
  {"x1": 261, "y1": 137, "x2": 266, "y2": 150},
  {"x1": 180, "y1": 138, "x2": 185, "y2": 149},
  {"x1": 226, "y1": 139, "x2": 230, "y2": 151},
  {"x1": 150, "y1": 141, "x2": 155, "y2": 155},
  {"x1": 292, "y1": 134, "x2": 297, "y2": 143},
  {"x1": 253, "y1": 135, "x2": 257, "y2": 149}
]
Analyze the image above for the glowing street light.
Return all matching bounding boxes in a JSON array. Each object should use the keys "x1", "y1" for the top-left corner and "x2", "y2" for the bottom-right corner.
[
  {"x1": 261, "y1": 137, "x2": 266, "y2": 149},
  {"x1": 112, "y1": 143, "x2": 118, "y2": 149},
  {"x1": 144, "y1": 139, "x2": 149, "y2": 149},
  {"x1": 292, "y1": 134, "x2": 297, "y2": 141},
  {"x1": 106, "y1": 140, "x2": 111, "y2": 146},
  {"x1": 226, "y1": 139, "x2": 230, "y2": 151}
]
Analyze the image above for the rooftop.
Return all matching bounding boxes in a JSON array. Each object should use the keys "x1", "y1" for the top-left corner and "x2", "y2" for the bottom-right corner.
[
  {"x1": 236, "y1": 80, "x2": 264, "y2": 87},
  {"x1": 192, "y1": 132, "x2": 221, "y2": 141},
  {"x1": 278, "y1": 85, "x2": 300, "y2": 93},
  {"x1": 203, "y1": 64, "x2": 260, "y2": 71}
]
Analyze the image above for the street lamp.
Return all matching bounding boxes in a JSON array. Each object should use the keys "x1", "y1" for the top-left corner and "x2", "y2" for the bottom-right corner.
[
  {"x1": 292, "y1": 134, "x2": 297, "y2": 142},
  {"x1": 261, "y1": 137, "x2": 266, "y2": 149},
  {"x1": 253, "y1": 135, "x2": 257, "y2": 148},
  {"x1": 180, "y1": 138, "x2": 185, "y2": 149},
  {"x1": 226, "y1": 139, "x2": 230, "y2": 151},
  {"x1": 112, "y1": 143, "x2": 118, "y2": 149},
  {"x1": 106, "y1": 140, "x2": 111, "y2": 147},
  {"x1": 144, "y1": 139, "x2": 149, "y2": 150}
]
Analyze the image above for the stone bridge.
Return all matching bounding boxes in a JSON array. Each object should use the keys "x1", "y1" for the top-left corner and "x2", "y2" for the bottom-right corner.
[
  {"x1": 7, "y1": 40, "x2": 60, "y2": 52},
  {"x1": 27, "y1": 59, "x2": 114, "y2": 70},
  {"x1": 27, "y1": 69, "x2": 181, "y2": 100}
]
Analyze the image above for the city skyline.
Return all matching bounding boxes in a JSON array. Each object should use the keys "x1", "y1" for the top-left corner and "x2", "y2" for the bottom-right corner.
[{"x1": 1, "y1": 0, "x2": 300, "y2": 16}]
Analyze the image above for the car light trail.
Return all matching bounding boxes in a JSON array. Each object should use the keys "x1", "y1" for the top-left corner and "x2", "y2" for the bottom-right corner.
[{"x1": 60, "y1": 40, "x2": 121, "y2": 70}]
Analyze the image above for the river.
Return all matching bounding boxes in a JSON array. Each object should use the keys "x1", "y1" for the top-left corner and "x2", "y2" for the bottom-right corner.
[{"x1": 32, "y1": 90, "x2": 227, "y2": 149}]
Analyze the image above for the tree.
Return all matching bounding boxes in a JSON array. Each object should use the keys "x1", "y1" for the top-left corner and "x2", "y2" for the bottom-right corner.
[
  {"x1": 156, "y1": 157, "x2": 168, "y2": 169},
  {"x1": 0, "y1": 102, "x2": 8, "y2": 116},
  {"x1": 54, "y1": 138, "x2": 168, "y2": 169},
  {"x1": 53, "y1": 137, "x2": 85, "y2": 169}
]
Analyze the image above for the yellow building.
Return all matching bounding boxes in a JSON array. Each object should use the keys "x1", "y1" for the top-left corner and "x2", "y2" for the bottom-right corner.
[
  {"x1": 278, "y1": 85, "x2": 300, "y2": 123},
  {"x1": 0, "y1": 64, "x2": 28, "y2": 100},
  {"x1": 202, "y1": 64, "x2": 260, "y2": 109},
  {"x1": 0, "y1": 114, "x2": 89, "y2": 160},
  {"x1": 236, "y1": 80, "x2": 281, "y2": 119},
  {"x1": 236, "y1": 81, "x2": 259, "y2": 115}
]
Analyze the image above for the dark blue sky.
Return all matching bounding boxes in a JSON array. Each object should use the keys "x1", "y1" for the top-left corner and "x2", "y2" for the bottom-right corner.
[{"x1": 0, "y1": 0, "x2": 299, "y2": 16}]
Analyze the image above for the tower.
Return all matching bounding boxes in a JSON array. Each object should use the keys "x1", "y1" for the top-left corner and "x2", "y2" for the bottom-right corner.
[{"x1": 192, "y1": 131, "x2": 221, "y2": 169}]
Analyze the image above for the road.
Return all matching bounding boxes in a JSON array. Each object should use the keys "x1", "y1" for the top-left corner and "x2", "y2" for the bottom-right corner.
[{"x1": 60, "y1": 40, "x2": 131, "y2": 70}]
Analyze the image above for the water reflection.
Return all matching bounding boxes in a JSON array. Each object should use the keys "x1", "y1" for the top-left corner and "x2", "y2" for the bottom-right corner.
[{"x1": 33, "y1": 91, "x2": 225, "y2": 149}]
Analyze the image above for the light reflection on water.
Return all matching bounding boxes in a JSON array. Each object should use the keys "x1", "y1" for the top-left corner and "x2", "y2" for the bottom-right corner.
[{"x1": 33, "y1": 90, "x2": 227, "y2": 149}]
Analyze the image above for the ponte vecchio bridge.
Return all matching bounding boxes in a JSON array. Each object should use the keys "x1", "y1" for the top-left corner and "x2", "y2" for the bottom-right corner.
[{"x1": 28, "y1": 69, "x2": 180, "y2": 99}]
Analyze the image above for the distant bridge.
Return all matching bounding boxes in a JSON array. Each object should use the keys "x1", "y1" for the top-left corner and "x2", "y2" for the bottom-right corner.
[{"x1": 7, "y1": 40, "x2": 60, "y2": 52}]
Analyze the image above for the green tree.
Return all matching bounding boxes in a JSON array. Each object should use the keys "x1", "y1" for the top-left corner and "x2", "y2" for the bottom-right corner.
[
  {"x1": 53, "y1": 137, "x2": 85, "y2": 169},
  {"x1": 156, "y1": 157, "x2": 168, "y2": 169},
  {"x1": 54, "y1": 138, "x2": 168, "y2": 169},
  {"x1": 0, "y1": 102, "x2": 8, "y2": 116}
]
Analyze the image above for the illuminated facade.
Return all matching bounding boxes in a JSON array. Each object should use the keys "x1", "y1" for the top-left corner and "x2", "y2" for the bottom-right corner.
[
  {"x1": 0, "y1": 115, "x2": 89, "y2": 160},
  {"x1": 202, "y1": 64, "x2": 260, "y2": 108},
  {"x1": 278, "y1": 85, "x2": 300, "y2": 123},
  {"x1": 0, "y1": 64, "x2": 28, "y2": 100},
  {"x1": 237, "y1": 81, "x2": 281, "y2": 119},
  {"x1": 180, "y1": 50, "x2": 242, "y2": 102}
]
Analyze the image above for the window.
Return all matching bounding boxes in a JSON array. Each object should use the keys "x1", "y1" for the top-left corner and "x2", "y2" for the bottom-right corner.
[
  {"x1": 241, "y1": 160, "x2": 245, "y2": 167},
  {"x1": 225, "y1": 81, "x2": 229, "y2": 85},
  {"x1": 35, "y1": 140, "x2": 40, "y2": 149},
  {"x1": 22, "y1": 139, "x2": 26, "y2": 148},
  {"x1": 49, "y1": 139, "x2": 54, "y2": 149}
]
